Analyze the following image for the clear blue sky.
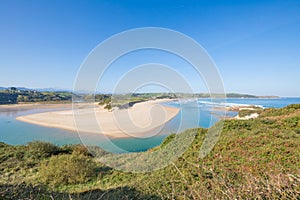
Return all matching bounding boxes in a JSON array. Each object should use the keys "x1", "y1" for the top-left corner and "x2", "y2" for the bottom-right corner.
[{"x1": 0, "y1": 0, "x2": 299, "y2": 96}]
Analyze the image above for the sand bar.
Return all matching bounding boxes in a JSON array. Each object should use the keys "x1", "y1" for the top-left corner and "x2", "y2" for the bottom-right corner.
[{"x1": 16, "y1": 99, "x2": 179, "y2": 138}]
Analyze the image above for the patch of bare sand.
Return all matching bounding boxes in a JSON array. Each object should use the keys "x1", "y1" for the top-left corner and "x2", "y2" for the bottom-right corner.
[{"x1": 16, "y1": 99, "x2": 179, "y2": 138}]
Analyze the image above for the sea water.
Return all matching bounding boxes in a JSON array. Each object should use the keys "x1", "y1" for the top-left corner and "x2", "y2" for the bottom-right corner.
[{"x1": 1, "y1": 98, "x2": 300, "y2": 153}]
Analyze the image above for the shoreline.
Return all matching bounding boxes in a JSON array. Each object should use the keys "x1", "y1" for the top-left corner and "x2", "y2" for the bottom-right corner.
[
  {"x1": 16, "y1": 99, "x2": 179, "y2": 138},
  {"x1": 0, "y1": 102, "x2": 74, "y2": 112}
]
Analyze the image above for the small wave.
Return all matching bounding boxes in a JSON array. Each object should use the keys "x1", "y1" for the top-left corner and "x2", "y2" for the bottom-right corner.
[
  {"x1": 197, "y1": 100, "x2": 264, "y2": 108},
  {"x1": 164, "y1": 99, "x2": 265, "y2": 109}
]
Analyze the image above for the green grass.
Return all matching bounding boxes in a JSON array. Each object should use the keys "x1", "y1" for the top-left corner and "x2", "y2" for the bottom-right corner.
[{"x1": 1, "y1": 104, "x2": 300, "y2": 199}]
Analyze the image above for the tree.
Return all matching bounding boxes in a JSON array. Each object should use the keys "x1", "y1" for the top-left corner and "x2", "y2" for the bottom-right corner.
[
  {"x1": 17, "y1": 95, "x2": 24, "y2": 102},
  {"x1": 10, "y1": 87, "x2": 17, "y2": 93}
]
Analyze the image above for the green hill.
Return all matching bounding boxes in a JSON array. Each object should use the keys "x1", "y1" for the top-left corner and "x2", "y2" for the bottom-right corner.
[
  {"x1": 0, "y1": 105, "x2": 299, "y2": 199},
  {"x1": 0, "y1": 88, "x2": 73, "y2": 104}
]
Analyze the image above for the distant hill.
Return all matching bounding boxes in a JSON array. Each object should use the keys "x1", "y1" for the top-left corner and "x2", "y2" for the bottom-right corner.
[
  {"x1": 35, "y1": 88, "x2": 72, "y2": 92},
  {"x1": 0, "y1": 89, "x2": 73, "y2": 104},
  {"x1": 0, "y1": 87, "x2": 34, "y2": 91},
  {"x1": 0, "y1": 87, "x2": 71, "y2": 92},
  {"x1": 175, "y1": 93, "x2": 280, "y2": 99},
  {"x1": 257, "y1": 95, "x2": 281, "y2": 98},
  {"x1": 226, "y1": 93, "x2": 280, "y2": 98}
]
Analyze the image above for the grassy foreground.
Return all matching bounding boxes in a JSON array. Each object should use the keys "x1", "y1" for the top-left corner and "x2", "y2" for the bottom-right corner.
[{"x1": 1, "y1": 105, "x2": 300, "y2": 199}]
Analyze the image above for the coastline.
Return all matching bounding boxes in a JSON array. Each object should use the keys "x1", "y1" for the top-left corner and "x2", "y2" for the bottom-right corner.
[
  {"x1": 16, "y1": 99, "x2": 179, "y2": 138},
  {"x1": 0, "y1": 103, "x2": 73, "y2": 112}
]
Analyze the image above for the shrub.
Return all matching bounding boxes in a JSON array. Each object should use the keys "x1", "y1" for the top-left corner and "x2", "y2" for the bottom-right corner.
[
  {"x1": 282, "y1": 116, "x2": 300, "y2": 128},
  {"x1": 160, "y1": 133, "x2": 176, "y2": 148},
  {"x1": 260, "y1": 119, "x2": 275, "y2": 125},
  {"x1": 104, "y1": 103, "x2": 112, "y2": 110},
  {"x1": 38, "y1": 154, "x2": 96, "y2": 186},
  {"x1": 71, "y1": 145, "x2": 93, "y2": 157},
  {"x1": 287, "y1": 104, "x2": 300, "y2": 109},
  {"x1": 238, "y1": 109, "x2": 262, "y2": 118},
  {"x1": 27, "y1": 141, "x2": 60, "y2": 159},
  {"x1": 88, "y1": 146, "x2": 110, "y2": 158}
]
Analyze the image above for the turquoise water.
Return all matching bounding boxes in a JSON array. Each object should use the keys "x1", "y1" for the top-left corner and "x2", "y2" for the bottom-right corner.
[
  {"x1": 1, "y1": 98, "x2": 300, "y2": 152},
  {"x1": 198, "y1": 98, "x2": 300, "y2": 108}
]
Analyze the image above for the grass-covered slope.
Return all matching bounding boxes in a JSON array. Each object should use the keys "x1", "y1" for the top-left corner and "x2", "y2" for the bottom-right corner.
[{"x1": 1, "y1": 105, "x2": 300, "y2": 199}]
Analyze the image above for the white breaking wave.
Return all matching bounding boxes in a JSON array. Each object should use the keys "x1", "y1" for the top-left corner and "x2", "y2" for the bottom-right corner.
[{"x1": 197, "y1": 100, "x2": 264, "y2": 108}]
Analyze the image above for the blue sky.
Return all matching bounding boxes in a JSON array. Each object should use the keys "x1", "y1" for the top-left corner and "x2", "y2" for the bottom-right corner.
[{"x1": 0, "y1": 0, "x2": 299, "y2": 96}]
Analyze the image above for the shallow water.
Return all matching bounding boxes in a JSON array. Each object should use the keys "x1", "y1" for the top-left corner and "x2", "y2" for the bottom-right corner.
[{"x1": 1, "y1": 98, "x2": 300, "y2": 153}]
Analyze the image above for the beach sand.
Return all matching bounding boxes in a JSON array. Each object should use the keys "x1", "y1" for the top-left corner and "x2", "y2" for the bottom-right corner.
[{"x1": 16, "y1": 99, "x2": 179, "y2": 138}]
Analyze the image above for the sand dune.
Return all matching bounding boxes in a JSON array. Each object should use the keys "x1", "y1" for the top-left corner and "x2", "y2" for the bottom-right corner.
[{"x1": 16, "y1": 99, "x2": 179, "y2": 138}]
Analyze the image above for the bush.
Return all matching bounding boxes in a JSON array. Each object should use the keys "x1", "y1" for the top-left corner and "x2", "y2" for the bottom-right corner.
[
  {"x1": 282, "y1": 116, "x2": 300, "y2": 128},
  {"x1": 38, "y1": 154, "x2": 96, "y2": 186},
  {"x1": 287, "y1": 104, "x2": 300, "y2": 109},
  {"x1": 27, "y1": 141, "x2": 60, "y2": 159},
  {"x1": 238, "y1": 109, "x2": 262, "y2": 118},
  {"x1": 160, "y1": 133, "x2": 176, "y2": 148},
  {"x1": 104, "y1": 103, "x2": 112, "y2": 110},
  {"x1": 70, "y1": 144, "x2": 93, "y2": 157}
]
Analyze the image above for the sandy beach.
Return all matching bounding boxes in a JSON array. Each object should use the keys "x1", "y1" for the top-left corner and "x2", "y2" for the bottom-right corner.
[{"x1": 16, "y1": 99, "x2": 179, "y2": 138}]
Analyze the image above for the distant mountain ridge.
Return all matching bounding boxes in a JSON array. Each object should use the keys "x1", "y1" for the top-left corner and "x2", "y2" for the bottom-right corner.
[{"x1": 0, "y1": 87, "x2": 71, "y2": 92}]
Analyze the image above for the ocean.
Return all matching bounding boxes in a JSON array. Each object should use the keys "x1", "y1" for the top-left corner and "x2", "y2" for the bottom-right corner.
[{"x1": 1, "y1": 98, "x2": 300, "y2": 153}]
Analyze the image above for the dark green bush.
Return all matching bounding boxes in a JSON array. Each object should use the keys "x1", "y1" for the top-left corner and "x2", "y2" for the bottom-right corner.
[
  {"x1": 160, "y1": 133, "x2": 176, "y2": 148},
  {"x1": 260, "y1": 119, "x2": 276, "y2": 125},
  {"x1": 27, "y1": 141, "x2": 60, "y2": 159},
  {"x1": 238, "y1": 109, "x2": 262, "y2": 118},
  {"x1": 286, "y1": 104, "x2": 300, "y2": 109},
  {"x1": 104, "y1": 103, "x2": 112, "y2": 110},
  {"x1": 38, "y1": 154, "x2": 96, "y2": 186},
  {"x1": 71, "y1": 145, "x2": 93, "y2": 157}
]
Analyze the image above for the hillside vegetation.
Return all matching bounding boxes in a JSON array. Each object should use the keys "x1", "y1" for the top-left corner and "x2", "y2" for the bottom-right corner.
[
  {"x1": 0, "y1": 105, "x2": 299, "y2": 199},
  {"x1": 0, "y1": 88, "x2": 73, "y2": 104}
]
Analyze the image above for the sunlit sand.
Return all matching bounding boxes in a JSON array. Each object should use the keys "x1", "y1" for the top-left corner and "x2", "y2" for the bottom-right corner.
[{"x1": 16, "y1": 99, "x2": 179, "y2": 138}]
